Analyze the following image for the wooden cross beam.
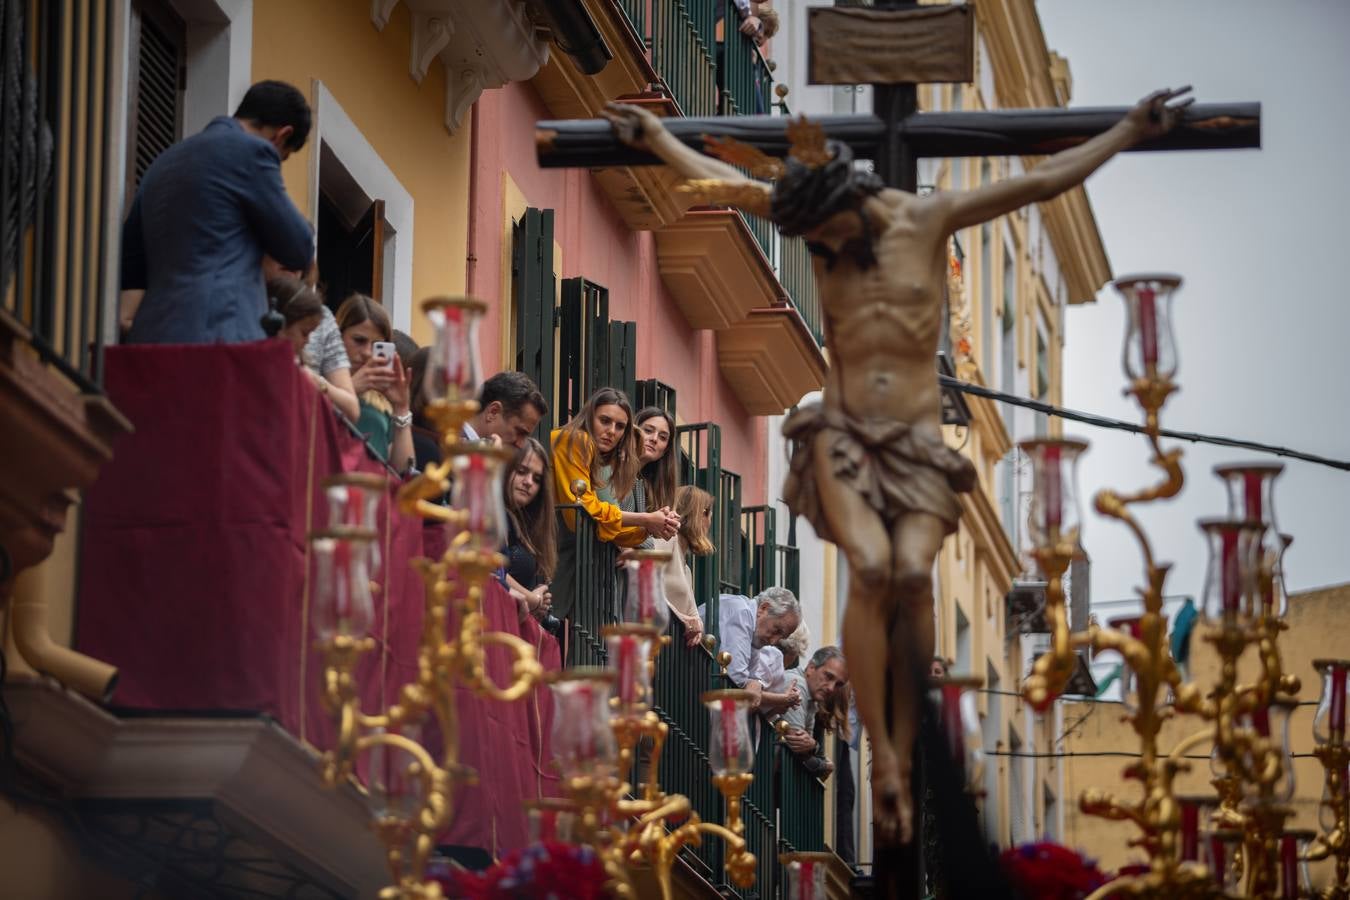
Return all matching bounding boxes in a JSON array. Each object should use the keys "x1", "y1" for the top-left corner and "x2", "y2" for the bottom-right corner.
[{"x1": 536, "y1": 3, "x2": 1259, "y2": 191}]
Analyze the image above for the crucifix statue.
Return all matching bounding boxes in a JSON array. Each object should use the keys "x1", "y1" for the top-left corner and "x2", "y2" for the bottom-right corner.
[{"x1": 535, "y1": 0, "x2": 1259, "y2": 879}]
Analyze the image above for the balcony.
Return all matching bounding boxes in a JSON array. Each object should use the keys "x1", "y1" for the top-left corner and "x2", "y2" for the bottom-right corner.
[
  {"x1": 12, "y1": 342, "x2": 847, "y2": 896},
  {"x1": 529, "y1": 0, "x2": 828, "y2": 415}
]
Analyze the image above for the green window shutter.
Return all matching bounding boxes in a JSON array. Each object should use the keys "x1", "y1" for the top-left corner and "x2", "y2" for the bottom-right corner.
[{"x1": 512, "y1": 207, "x2": 556, "y2": 442}]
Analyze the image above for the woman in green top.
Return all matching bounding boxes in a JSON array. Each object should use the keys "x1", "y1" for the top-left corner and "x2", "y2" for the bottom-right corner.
[{"x1": 335, "y1": 293, "x2": 413, "y2": 471}]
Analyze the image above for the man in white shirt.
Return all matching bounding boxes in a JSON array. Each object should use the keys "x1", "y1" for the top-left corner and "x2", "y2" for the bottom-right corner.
[{"x1": 706, "y1": 587, "x2": 801, "y2": 710}]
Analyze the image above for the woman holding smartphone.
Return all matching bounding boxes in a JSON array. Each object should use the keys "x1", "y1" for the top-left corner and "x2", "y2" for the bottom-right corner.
[{"x1": 335, "y1": 293, "x2": 413, "y2": 471}]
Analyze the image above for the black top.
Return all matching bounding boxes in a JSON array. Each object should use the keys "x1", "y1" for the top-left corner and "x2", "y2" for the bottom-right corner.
[{"x1": 502, "y1": 516, "x2": 540, "y2": 589}]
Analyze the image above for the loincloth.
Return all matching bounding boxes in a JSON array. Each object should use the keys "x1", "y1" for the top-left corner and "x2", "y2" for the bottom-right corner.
[{"x1": 781, "y1": 403, "x2": 976, "y2": 540}]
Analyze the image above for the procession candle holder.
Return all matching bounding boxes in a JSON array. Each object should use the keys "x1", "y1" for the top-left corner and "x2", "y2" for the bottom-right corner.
[
  {"x1": 1178, "y1": 795, "x2": 1221, "y2": 864},
  {"x1": 1207, "y1": 829, "x2": 1245, "y2": 894},
  {"x1": 1107, "y1": 615, "x2": 1145, "y2": 715},
  {"x1": 781, "y1": 852, "x2": 830, "y2": 900},
  {"x1": 1018, "y1": 437, "x2": 1089, "y2": 711},
  {"x1": 524, "y1": 798, "x2": 581, "y2": 843},
  {"x1": 421, "y1": 296, "x2": 486, "y2": 438},
  {"x1": 312, "y1": 297, "x2": 547, "y2": 899},
  {"x1": 1309, "y1": 659, "x2": 1350, "y2": 898},
  {"x1": 932, "y1": 675, "x2": 985, "y2": 793},
  {"x1": 621, "y1": 549, "x2": 673, "y2": 633},
  {"x1": 701, "y1": 688, "x2": 759, "y2": 887},
  {"x1": 1116, "y1": 273, "x2": 1182, "y2": 423},
  {"x1": 1279, "y1": 829, "x2": 1317, "y2": 900}
]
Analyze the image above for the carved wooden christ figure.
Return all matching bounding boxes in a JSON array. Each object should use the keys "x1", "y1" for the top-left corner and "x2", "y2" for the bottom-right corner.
[{"x1": 603, "y1": 87, "x2": 1192, "y2": 845}]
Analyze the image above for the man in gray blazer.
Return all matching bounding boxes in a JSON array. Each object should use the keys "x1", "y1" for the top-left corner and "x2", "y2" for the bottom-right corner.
[{"x1": 121, "y1": 80, "x2": 315, "y2": 344}]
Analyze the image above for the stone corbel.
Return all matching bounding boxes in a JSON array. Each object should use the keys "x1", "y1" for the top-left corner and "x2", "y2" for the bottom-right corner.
[
  {"x1": 370, "y1": 0, "x2": 399, "y2": 31},
  {"x1": 410, "y1": 13, "x2": 454, "y2": 84},
  {"x1": 444, "y1": 62, "x2": 485, "y2": 134}
]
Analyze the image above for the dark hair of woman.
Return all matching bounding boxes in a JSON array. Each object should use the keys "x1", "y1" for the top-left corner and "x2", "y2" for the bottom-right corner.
[
  {"x1": 504, "y1": 438, "x2": 557, "y2": 581},
  {"x1": 674, "y1": 485, "x2": 715, "y2": 556},
  {"x1": 266, "y1": 274, "x2": 323, "y2": 325},
  {"x1": 557, "y1": 386, "x2": 639, "y2": 501},
  {"x1": 635, "y1": 406, "x2": 679, "y2": 512},
  {"x1": 334, "y1": 292, "x2": 391, "y2": 341}
]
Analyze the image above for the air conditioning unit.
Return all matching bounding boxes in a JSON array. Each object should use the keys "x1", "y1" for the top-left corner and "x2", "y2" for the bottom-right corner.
[{"x1": 1006, "y1": 580, "x2": 1048, "y2": 634}]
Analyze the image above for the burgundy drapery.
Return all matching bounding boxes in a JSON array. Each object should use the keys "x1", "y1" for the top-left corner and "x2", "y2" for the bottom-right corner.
[{"x1": 76, "y1": 341, "x2": 560, "y2": 855}]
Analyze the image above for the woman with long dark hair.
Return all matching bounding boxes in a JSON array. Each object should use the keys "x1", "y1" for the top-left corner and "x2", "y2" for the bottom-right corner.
[
  {"x1": 500, "y1": 438, "x2": 559, "y2": 633},
  {"x1": 549, "y1": 388, "x2": 679, "y2": 622},
  {"x1": 635, "y1": 407, "x2": 679, "y2": 513}
]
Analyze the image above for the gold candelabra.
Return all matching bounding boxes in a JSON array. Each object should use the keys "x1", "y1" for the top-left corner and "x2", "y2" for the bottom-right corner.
[
  {"x1": 541, "y1": 565, "x2": 759, "y2": 899},
  {"x1": 1307, "y1": 659, "x2": 1350, "y2": 898},
  {"x1": 311, "y1": 297, "x2": 546, "y2": 898},
  {"x1": 1019, "y1": 275, "x2": 1304, "y2": 900}
]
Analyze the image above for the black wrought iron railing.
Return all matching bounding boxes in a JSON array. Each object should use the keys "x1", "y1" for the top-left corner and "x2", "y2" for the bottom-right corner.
[
  {"x1": 780, "y1": 235, "x2": 825, "y2": 347},
  {"x1": 2, "y1": 0, "x2": 117, "y2": 392},
  {"x1": 557, "y1": 504, "x2": 620, "y2": 668},
  {"x1": 652, "y1": 616, "x2": 723, "y2": 878},
  {"x1": 776, "y1": 743, "x2": 827, "y2": 854},
  {"x1": 717, "y1": 469, "x2": 744, "y2": 596},
  {"x1": 734, "y1": 720, "x2": 779, "y2": 898},
  {"x1": 649, "y1": 0, "x2": 717, "y2": 117},
  {"x1": 740, "y1": 504, "x2": 775, "y2": 597},
  {"x1": 677, "y1": 422, "x2": 723, "y2": 630}
]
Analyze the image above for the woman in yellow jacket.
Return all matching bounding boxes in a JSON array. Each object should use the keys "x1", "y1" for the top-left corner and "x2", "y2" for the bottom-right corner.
[{"x1": 550, "y1": 387, "x2": 679, "y2": 624}]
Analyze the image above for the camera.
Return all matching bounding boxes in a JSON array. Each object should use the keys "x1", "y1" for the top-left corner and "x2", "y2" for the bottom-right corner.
[{"x1": 540, "y1": 613, "x2": 564, "y2": 638}]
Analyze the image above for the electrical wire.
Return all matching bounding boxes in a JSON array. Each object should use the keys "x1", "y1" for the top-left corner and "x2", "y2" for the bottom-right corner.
[{"x1": 940, "y1": 374, "x2": 1350, "y2": 473}]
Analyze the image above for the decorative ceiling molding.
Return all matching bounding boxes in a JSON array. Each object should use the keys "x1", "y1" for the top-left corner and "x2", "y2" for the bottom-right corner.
[{"x1": 371, "y1": 0, "x2": 549, "y2": 135}]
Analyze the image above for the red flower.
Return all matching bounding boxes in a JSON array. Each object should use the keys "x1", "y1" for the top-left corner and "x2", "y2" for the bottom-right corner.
[{"x1": 1000, "y1": 841, "x2": 1107, "y2": 900}]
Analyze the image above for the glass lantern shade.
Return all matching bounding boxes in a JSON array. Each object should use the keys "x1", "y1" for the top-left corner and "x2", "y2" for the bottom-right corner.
[
  {"x1": 312, "y1": 531, "x2": 376, "y2": 640},
  {"x1": 1214, "y1": 463, "x2": 1286, "y2": 618},
  {"x1": 526, "y1": 800, "x2": 578, "y2": 843},
  {"x1": 1197, "y1": 519, "x2": 1264, "y2": 625},
  {"x1": 703, "y1": 690, "x2": 755, "y2": 776},
  {"x1": 1282, "y1": 829, "x2": 1317, "y2": 899},
  {"x1": 934, "y1": 676, "x2": 984, "y2": 790},
  {"x1": 1113, "y1": 274, "x2": 1181, "y2": 382},
  {"x1": 1206, "y1": 831, "x2": 1243, "y2": 891},
  {"x1": 1313, "y1": 658, "x2": 1349, "y2": 743},
  {"x1": 422, "y1": 297, "x2": 486, "y2": 406},
  {"x1": 1018, "y1": 438, "x2": 1089, "y2": 552},
  {"x1": 550, "y1": 671, "x2": 618, "y2": 779},
  {"x1": 603, "y1": 625, "x2": 656, "y2": 716},
  {"x1": 448, "y1": 445, "x2": 512, "y2": 552},
  {"x1": 622, "y1": 550, "x2": 672, "y2": 632},
  {"x1": 322, "y1": 473, "x2": 387, "y2": 580},
  {"x1": 366, "y1": 724, "x2": 425, "y2": 821},
  {"x1": 1176, "y1": 796, "x2": 1216, "y2": 863},
  {"x1": 784, "y1": 859, "x2": 827, "y2": 900}
]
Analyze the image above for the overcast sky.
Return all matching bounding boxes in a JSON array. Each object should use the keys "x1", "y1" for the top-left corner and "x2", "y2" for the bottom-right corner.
[{"x1": 1035, "y1": 1, "x2": 1350, "y2": 608}]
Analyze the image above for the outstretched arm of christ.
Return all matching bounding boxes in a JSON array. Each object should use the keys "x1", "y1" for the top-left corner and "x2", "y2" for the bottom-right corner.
[
  {"x1": 602, "y1": 103, "x2": 773, "y2": 218},
  {"x1": 931, "y1": 87, "x2": 1195, "y2": 235}
]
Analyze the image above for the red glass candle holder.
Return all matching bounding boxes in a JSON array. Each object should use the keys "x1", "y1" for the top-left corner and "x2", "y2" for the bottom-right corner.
[
  {"x1": 549, "y1": 669, "x2": 618, "y2": 779},
  {"x1": 447, "y1": 443, "x2": 513, "y2": 552},
  {"x1": 1197, "y1": 519, "x2": 1264, "y2": 626},
  {"x1": 1205, "y1": 830, "x2": 1243, "y2": 890},
  {"x1": 422, "y1": 296, "x2": 486, "y2": 406},
  {"x1": 1114, "y1": 273, "x2": 1181, "y2": 382},
  {"x1": 525, "y1": 799, "x2": 580, "y2": 843},
  {"x1": 322, "y1": 472, "x2": 388, "y2": 581},
  {"x1": 784, "y1": 859, "x2": 826, "y2": 899},
  {"x1": 367, "y1": 723, "x2": 425, "y2": 820},
  {"x1": 1019, "y1": 437, "x2": 1089, "y2": 553},
  {"x1": 702, "y1": 689, "x2": 755, "y2": 776},
  {"x1": 621, "y1": 549, "x2": 672, "y2": 632},
  {"x1": 932, "y1": 675, "x2": 984, "y2": 791},
  {"x1": 1313, "y1": 658, "x2": 1350, "y2": 743},
  {"x1": 1175, "y1": 795, "x2": 1216, "y2": 863},
  {"x1": 1214, "y1": 463, "x2": 1288, "y2": 618},
  {"x1": 311, "y1": 526, "x2": 377, "y2": 640},
  {"x1": 602, "y1": 624, "x2": 658, "y2": 716},
  {"x1": 1240, "y1": 698, "x2": 1297, "y2": 801}
]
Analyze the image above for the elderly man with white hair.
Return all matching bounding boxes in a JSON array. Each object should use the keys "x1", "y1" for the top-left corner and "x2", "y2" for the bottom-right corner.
[{"x1": 703, "y1": 586, "x2": 802, "y2": 710}]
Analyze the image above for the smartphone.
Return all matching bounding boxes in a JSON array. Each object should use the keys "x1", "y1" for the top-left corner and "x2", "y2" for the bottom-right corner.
[{"x1": 371, "y1": 341, "x2": 396, "y2": 367}]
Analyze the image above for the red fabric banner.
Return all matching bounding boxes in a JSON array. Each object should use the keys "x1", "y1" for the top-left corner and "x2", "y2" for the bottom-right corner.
[{"x1": 76, "y1": 341, "x2": 560, "y2": 855}]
